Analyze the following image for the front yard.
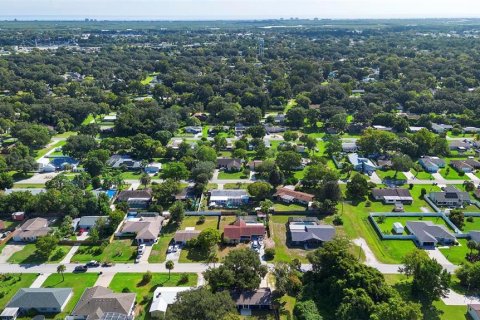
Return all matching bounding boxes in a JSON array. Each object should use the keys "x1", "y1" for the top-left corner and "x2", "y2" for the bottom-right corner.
[
  {"x1": 217, "y1": 171, "x2": 249, "y2": 179},
  {"x1": 109, "y1": 273, "x2": 197, "y2": 320},
  {"x1": 376, "y1": 170, "x2": 407, "y2": 181},
  {"x1": 7, "y1": 244, "x2": 70, "y2": 264},
  {"x1": 71, "y1": 239, "x2": 137, "y2": 263},
  {"x1": 269, "y1": 215, "x2": 312, "y2": 263},
  {"x1": 374, "y1": 215, "x2": 453, "y2": 235},
  {"x1": 439, "y1": 238, "x2": 469, "y2": 265},
  {"x1": 41, "y1": 273, "x2": 99, "y2": 319},
  {"x1": 0, "y1": 274, "x2": 37, "y2": 308}
]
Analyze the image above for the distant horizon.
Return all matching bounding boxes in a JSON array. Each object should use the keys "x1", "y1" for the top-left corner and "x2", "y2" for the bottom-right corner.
[{"x1": 2, "y1": 0, "x2": 480, "y2": 21}]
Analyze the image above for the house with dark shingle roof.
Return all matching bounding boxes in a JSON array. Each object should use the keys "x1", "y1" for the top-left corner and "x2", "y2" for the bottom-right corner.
[
  {"x1": 107, "y1": 155, "x2": 141, "y2": 170},
  {"x1": 217, "y1": 158, "x2": 242, "y2": 171},
  {"x1": 450, "y1": 159, "x2": 480, "y2": 173},
  {"x1": 174, "y1": 230, "x2": 201, "y2": 245},
  {"x1": 371, "y1": 188, "x2": 413, "y2": 204},
  {"x1": 419, "y1": 156, "x2": 445, "y2": 173},
  {"x1": 223, "y1": 218, "x2": 265, "y2": 244},
  {"x1": 288, "y1": 218, "x2": 335, "y2": 247},
  {"x1": 116, "y1": 189, "x2": 153, "y2": 209},
  {"x1": 119, "y1": 214, "x2": 164, "y2": 244},
  {"x1": 231, "y1": 288, "x2": 272, "y2": 311},
  {"x1": 428, "y1": 186, "x2": 471, "y2": 208},
  {"x1": 70, "y1": 286, "x2": 136, "y2": 320},
  {"x1": 6, "y1": 288, "x2": 73, "y2": 314},
  {"x1": 77, "y1": 216, "x2": 107, "y2": 231},
  {"x1": 406, "y1": 221, "x2": 456, "y2": 247}
]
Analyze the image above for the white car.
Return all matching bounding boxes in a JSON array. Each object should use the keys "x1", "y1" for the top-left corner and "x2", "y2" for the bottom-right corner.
[
  {"x1": 135, "y1": 255, "x2": 141, "y2": 263},
  {"x1": 138, "y1": 244, "x2": 146, "y2": 254}
]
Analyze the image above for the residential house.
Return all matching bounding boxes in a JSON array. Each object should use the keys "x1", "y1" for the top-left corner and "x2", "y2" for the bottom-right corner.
[
  {"x1": 235, "y1": 124, "x2": 248, "y2": 136},
  {"x1": 273, "y1": 114, "x2": 286, "y2": 124},
  {"x1": 5, "y1": 288, "x2": 72, "y2": 314},
  {"x1": 449, "y1": 140, "x2": 472, "y2": 151},
  {"x1": 341, "y1": 142, "x2": 358, "y2": 153},
  {"x1": 49, "y1": 156, "x2": 79, "y2": 170},
  {"x1": 274, "y1": 186, "x2": 314, "y2": 205},
  {"x1": 119, "y1": 213, "x2": 164, "y2": 244},
  {"x1": 347, "y1": 153, "x2": 377, "y2": 174},
  {"x1": 0, "y1": 308, "x2": 18, "y2": 320},
  {"x1": 69, "y1": 286, "x2": 136, "y2": 320},
  {"x1": 173, "y1": 230, "x2": 201, "y2": 245},
  {"x1": 468, "y1": 304, "x2": 480, "y2": 320},
  {"x1": 248, "y1": 160, "x2": 263, "y2": 171},
  {"x1": 406, "y1": 221, "x2": 456, "y2": 247},
  {"x1": 371, "y1": 188, "x2": 413, "y2": 204},
  {"x1": 217, "y1": 158, "x2": 242, "y2": 171},
  {"x1": 351, "y1": 89, "x2": 365, "y2": 94},
  {"x1": 223, "y1": 218, "x2": 265, "y2": 244},
  {"x1": 149, "y1": 287, "x2": 192, "y2": 318},
  {"x1": 107, "y1": 155, "x2": 141, "y2": 170},
  {"x1": 209, "y1": 190, "x2": 249, "y2": 208},
  {"x1": 231, "y1": 288, "x2": 272, "y2": 313},
  {"x1": 450, "y1": 159, "x2": 480, "y2": 173},
  {"x1": 39, "y1": 163, "x2": 56, "y2": 173},
  {"x1": 5, "y1": 189, "x2": 45, "y2": 196},
  {"x1": 144, "y1": 163, "x2": 162, "y2": 174},
  {"x1": 428, "y1": 186, "x2": 471, "y2": 207},
  {"x1": 103, "y1": 114, "x2": 117, "y2": 122},
  {"x1": 288, "y1": 218, "x2": 335, "y2": 247},
  {"x1": 264, "y1": 124, "x2": 286, "y2": 134},
  {"x1": 11, "y1": 212, "x2": 25, "y2": 221},
  {"x1": 464, "y1": 127, "x2": 480, "y2": 133},
  {"x1": 174, "y1": 187, "x2": 196, "y2": 201},
  {"x1": 116, "y1": 189, "x2": 153, "y2": 209},
  {"x1": 13, "y1": 218, "x2": 51, "y2": 242},
  {"x1": 184, "y1": 126, "x2": 202, "y2": 134},
  {"x1": 170, "y1": 139, "x2": 183, "y2": 150},
  {"x1": 431, "y1": 123, "x2": 453, "y2": 134},
  {"x1": 408, "y1": 126, "x2": 425, "y2": 133},
  {"x1": 419, "y1": 156, "x2": 445, "y2": 173},
  {"x1": 77, "y1": 216, "x2": 106, "y2": 231}
]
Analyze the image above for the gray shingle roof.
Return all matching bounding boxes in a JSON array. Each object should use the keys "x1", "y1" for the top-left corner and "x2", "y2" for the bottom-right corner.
[
  {"x1": 290, "y1": 224, "x2": 336, "y2": 242},
  {"x1": 406, "y1": 221, "x2": 456, "y2": 244},
  {"x1": 7, "y1": 288, "x2": 72, "y2": 310}
]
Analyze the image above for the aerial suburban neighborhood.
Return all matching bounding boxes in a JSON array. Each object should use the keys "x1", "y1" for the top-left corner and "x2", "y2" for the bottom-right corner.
[{"x1": 0, "y1": 12, "x2": 480, "y2": 320}]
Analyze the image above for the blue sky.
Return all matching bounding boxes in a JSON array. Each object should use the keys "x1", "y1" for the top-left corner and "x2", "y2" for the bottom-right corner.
[{"x1": 1, "y1": 0, "x2": 479, "y2": 20}]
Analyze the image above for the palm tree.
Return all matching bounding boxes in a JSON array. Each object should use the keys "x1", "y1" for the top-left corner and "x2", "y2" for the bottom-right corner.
[
  {"x1": 207, "y1": 252, "x2": 219, "y2": 268},
  {"x1": 57, "y1": 264, "x2": 66, "y2": 282},
  {"x1": 165, "y1": 260, "x2": 174, "y2": 279},
  {"x1": 140, "y1": 173, "x2": 151, "y2": 188}
]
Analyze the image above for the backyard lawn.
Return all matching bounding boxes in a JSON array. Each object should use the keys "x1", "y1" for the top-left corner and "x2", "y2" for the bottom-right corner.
[
  {"x1": 109, "y1": 273, "x2": 197, "y2": 320},
  {"x1": 0, "y1": 274, "x2": 37, "y2": 308},
  {"x1": 71, "y1": 239, "x2": 137, "y2": 263},
  {"x1": 177, "y1": 216, "x2": 220, "y2": 263},
  {"x1": 461, "y1": 217, "x2": 480, "y2": 232},
  {"x1": 7, "y1": 244, "x2": 70, "y2": 264},
  {"x1": 374, "y1": 215, "x2": 453, "y2": 235},
  {"x1": 41, "y1": 273, "x2": 98, "y2": 319},
  {"x1": 223, "y1": 182, "x2": 251, "y2": 189},
  {"x1": 341, "y1": 203, "x2": 418, "y2": 264},
  {"x1": 217, "y1": 171, "x2": 248, "y2": 179},
  {"x1": 119, "y1": 171, "x2": 145, "y2": 180},
  {"x1": 273, "y1": 202, "x2": 307, "y2": 212}
]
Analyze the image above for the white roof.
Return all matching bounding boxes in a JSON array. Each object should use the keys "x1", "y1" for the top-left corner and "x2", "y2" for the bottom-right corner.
[
  {"x1": 393, "y1": 222, "x2": 404, "y2": 229},
  {"x1": 149, "y1": 287, "x2": 192, "y2": 313}
]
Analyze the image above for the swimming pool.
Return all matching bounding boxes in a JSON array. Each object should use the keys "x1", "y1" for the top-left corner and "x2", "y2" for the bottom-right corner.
[{"x1": 105, "y1": 189, "x2": 117, "y2": 199}]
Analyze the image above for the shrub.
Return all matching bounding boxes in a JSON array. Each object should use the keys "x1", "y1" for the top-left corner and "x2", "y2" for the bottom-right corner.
[
  {"x1": 377, "y1": 215, "x2": 386, "y2": 224},
  {"x1": 197, "y1": 215, "x2": 206, "y2": 224},
  {"x1": 178, "y1": 274, "x2": 189, "y2": 285},
  {"x1": 333, "y1": 215, "x2": 343, "y2": 226},
  {"x1": 122, "y1": 287, "x2": 131, "y2": 293},
  {"x1": 264, "y1": 248, "x2": 276, "y2": 260},
  {"x1": 467, "y1": 216, "x2": 474, "y2": 223},
  {"x1": 365, "y1": 200, "x2": 371, "y2": 207},
  {"x1": 142, "y1": 271, "x2": 153, "y2": 284}
]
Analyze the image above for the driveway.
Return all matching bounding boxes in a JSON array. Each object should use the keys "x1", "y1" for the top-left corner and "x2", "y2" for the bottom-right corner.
[
  {"x1": 95, "y1": 272, "x2": 116, "y2": 287},
  {"x1": 29, "y1": 273, "x2": 51, "y2": 288},
  {"x1": 428, "y1": 247, "x2": 454, "y2": 267},
  {"x1": 60, "y1": 245, "x2": 80, "y2": 264},
  {"x1": 14, "y1": 172, "x2": 60, "y2": 185},
  {"x1": 139, "y1": 245, "x2": 153, "y2": 264},
  {"x1": 0, "y1": 244, "x2": 23, "y2": 263}
]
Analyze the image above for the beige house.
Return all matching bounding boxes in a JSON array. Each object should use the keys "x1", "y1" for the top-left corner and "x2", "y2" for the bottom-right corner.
[{"x1": 13, "y1": 218, "x2": 51, "y2": 242}]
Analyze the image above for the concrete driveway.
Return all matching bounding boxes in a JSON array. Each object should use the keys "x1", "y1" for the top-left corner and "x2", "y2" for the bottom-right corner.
[
  {"x1": 0, "y1": 244, "x2": 23, "y2": 263},
  {"x1": 139, "y1": 245, "x2": 153, "y2": 264}
]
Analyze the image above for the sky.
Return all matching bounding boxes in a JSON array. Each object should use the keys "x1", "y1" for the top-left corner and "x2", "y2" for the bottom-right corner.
[{"x1": 1, "y1": 0, "x2": 480, "y2": 20}]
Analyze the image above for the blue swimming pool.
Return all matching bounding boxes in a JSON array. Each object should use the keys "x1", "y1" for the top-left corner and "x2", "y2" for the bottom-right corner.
[{"x1": 105, "y1": 189, "x2": 117, "y2": 199}]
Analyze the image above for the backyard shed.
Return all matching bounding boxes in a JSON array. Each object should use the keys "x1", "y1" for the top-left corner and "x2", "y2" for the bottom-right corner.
[{"x1": 393, "y1": 222, "x2": 404, "y2": 234}]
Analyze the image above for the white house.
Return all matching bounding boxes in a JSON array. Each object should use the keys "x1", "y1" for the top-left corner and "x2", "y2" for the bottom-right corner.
[{"x1": 149, "y1": 287, "x2": 192, "y2": 318}]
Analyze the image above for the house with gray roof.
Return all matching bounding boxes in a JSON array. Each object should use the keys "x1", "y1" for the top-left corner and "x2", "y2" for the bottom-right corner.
[
  {"x1": 449, "y1": 140, "x2": 472, "y2": 151},
  {"x1": 231, "y1": 288, "x2": 272, "y2": 312},
  {"x1": 217, "y1": 158, "x2": 242, "y2": 171},
  {"x1": 77, "y1": 216, "x2": 107, "y2": 231},
  {"x1": 288, "y1": 218, "x2": 335, "y2": 247},
  {"x1": 13, "y1": 218, "x2": 51, "y2": 242},
  {"x1": 419, "y1": 156, "x2": 445, "y2": 173},
  {"x1": 371, "y1": 188, "x2": 413, "y2": 204},
  {"x1": 69, "y1": 286, "x2": 136, "y2": 320},
  {"x1": 431, "y1": 123, "x2": 453, "y2": 134},
  {"x1": 406, "y1": 221, "x2": 456, "y2": 247},
  {"x1": 348, "y1": 153, "x2": 377, "y2": 174},
  {"x1": 428, "y1": 186, "x2": 471, "y2": 208},
  {"x1": 6, "y1": 288, "x2": 73, "y2": 314},
  {"x1": 107, "y1": 155, "x2": 141, "y2": 170},
  {"x1": 209, "y1": 189, "x2": 249, "y2": 208},
  {"x1": 341, "y1": 142, "x2": 358, "y2": 153}
]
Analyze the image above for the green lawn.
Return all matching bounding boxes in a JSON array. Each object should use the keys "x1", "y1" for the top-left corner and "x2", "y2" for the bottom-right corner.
[
  {"x1": 374, "y1": 216, "x2": 453, "y2": 235},
  {"x1": 439, "y1": 238, "x2": 469, "y2": 265},
  {"x1": 410, "y1": 169, "x2": 433, "y2": 180},
  {"x1": 273, "y1": 202, "x2": 307, "y2": 212},
  {"x1": 109, "y1": 273, "x2": 197, "y2": 320},
  {"x1": 149, "y1": 223, "x2": 178, "y2": 263},
  {"x1": 223, "y1": 182, "x2": 251, "y2": 189},
  {"x1": 284, "y1": 99, "x2": 297, "y2": 113},
  {"x1": 177, "y1": 216, "x2": 220, "y2": 263},
  {"x1": 367, "y1": 185, "x2": 440, "y2": 213},
  {"x1": 141, "y1": 75, "x2": 154, "y2": 85},
  {"x1": 41, "y1": 273, "x2": 98, "y2": 319},
  {"x1": 270, "y1": 215, "x2": 310, "y2": 263},
  {"x1": 71, "y1": 239, "x2": 137, "y2": 263},
  {"x1": 440, "y1": 165, "x2": 469, "y2": 180},
  {"x1": 217, "y1": 171, "x2": 248, "y2": 179},
  {"x1": 0, "y1": 274, "x2": 37, "y2": 309},
  {"x1": 119, "y1": 171, "x2": 144, "y2": 180},
  {"x1": 462, "y1": 217, "x2": 480, "y2": 232},
  {"x1": 7, "y1": 244, "x2": 70, "y2": 264},
  {"x1": 341, "y1": 202, "x2": 418, "y2": 264},
  {"x1": 376, "y1": 170, "x2": 407, "y2": 181}
]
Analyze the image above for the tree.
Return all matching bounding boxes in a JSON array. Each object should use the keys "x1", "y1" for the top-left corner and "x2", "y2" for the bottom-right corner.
[
  {"x1": 195, "y1": 228, "x2": 221, "y2": 253},
  {"x1": 294, "y1": 300, "x2": 322, "y2": 320},
  {"x1": 283, "y1": 131, "x2": 299, "y2": 142},
  {"x1": 276, "y1": 151, "x2": 302, "y2": 173},
  {"x1": 247, "y1": 181, "x2": 272, "y2": 199},
  {"x1": 346, "y1": 173, "x2": 369, "y2": 199},
  {"x1": 57, "y1": 264, "x2": 66, "y2": 282},
  {"x1": 456, "y1": 262, "x2": 480, "y2": 291},
  {"x1": 336, "y1": 288, "x2": 375, "y2": 320},
  {"x1": 449, "y1": 209, "x2": 465, "y2": 230},
  {"x1": 62, "y1": 135, "x2": 98, "y2": 159},
  {"x1": 259, "y1": 199, "x2": 274, "y2": 214},
  {"x1": 325, "y1": 135, "x2": 342, "y2": 156},
  {"x1": 196, "y1": 145, "x2": 217, "y2": 163},
  {"x1": 163, "y1": 162, "x2": 189, "y2": 181},
  {"x1": 140, "y1": 173, "x2": 151, "y2": 188},
  {"x1": 328, "y1": 113, "x2": 348, "y2": 132},
  {"x1": 35, "y1": 234, "x2": 59, "y2": 260},
  {"x1": 169, "y1": 201, "x2": 185, "y2": 225},
  {"x1": 204, "y1": 248, "x2": 268, "y2": 292},
  {"x1": 286, "y1": 107, "x2": 306, "y2": 128},
  {"x1": 370, "y1": 296, "x2": 423, "y2": 320},
  {"x1": 391, "y1": 153, "x2": 413, "y2": 178},
  {"x1": 399, "y1": 250, "x2": 450, "y2": 305},
  {"x1": 152, "y1": 179, "x2": 180, "y2": 205},
  {"x1": 0, "y1": 172, "x2": 13, "y2": 190},
  {"x1": 166, "y1": 287, "x2": 238, "y2": 320},
  {"x1": 165, "y1": 260, "x2": 174, "y2": 279}
]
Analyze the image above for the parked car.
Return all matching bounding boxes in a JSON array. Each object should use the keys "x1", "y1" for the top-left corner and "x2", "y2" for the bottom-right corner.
[
  {"x1": 167, "y1": 245, "x2": 175, "y2": 253},
  {"x1": 102, "y1": 262, "x2": 114, "y2": 267},
  {"x1": 86, "y1": 260, "x2": 100, "y2": 267},
  {"x1": 74, "y1": 266, "x2": 88, "y2": 273},
  {"x1": 135, "y1": 255, "x2": 141, "y2": 263},
  {"x1": 138, "y1": 244, "x2": 146, "y2": 254}
]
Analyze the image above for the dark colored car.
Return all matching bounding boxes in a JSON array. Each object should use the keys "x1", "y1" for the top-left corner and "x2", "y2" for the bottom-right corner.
[
  {"x1": 102, "y1": 262, "x2": 114, "y2": 267},
  {"x1": 86, "y1": 261, "x2": 100, "y2": 267},
  {"x1": 74, "y1": 265, "x2": 88, "y2": 273}
]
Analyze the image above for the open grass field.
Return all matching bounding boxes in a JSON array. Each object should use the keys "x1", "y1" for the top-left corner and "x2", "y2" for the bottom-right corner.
[
  {"x1": 141, "y1": 75, "x2": 154, "y2": 85},
  {"x1": 461, "y1": 217, "x2": 480, "y2": 232},
  {"x1": 41, "y1": 273, "x2": 99, "y2": 319},
  {"x1": 367, "y1": 185, "x2": 441, "y2": 213},
  {"x1": 341, "y1": 202, "x2": 418, "y2": 263},
  {"x1": 71, "y1": 239, "x2": 137, "y2": 263},
  {"x1": 7, "y1": 244, "x2": 70, "y2": 264},
  {"x1": 109, "y1": 273, "x2": 197, "y2": 320},
  {"x1": 217, "y1": 171, "x2": 248, "y2": 179},
  {"x1": 374, "y1": 216, "x2": 453, "y2": 235},
  {"x1": 0, "y1": 274, "x2": 37, "y2": 309}
]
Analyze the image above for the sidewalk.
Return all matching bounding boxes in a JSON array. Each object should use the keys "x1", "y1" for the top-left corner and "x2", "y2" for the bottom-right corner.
[
  {"x1": 60, "y1": 245, "x2": 80, "y2": 264},
  {"x1": 30, "y1": 273, "x2": 51, "y2": 288}
]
